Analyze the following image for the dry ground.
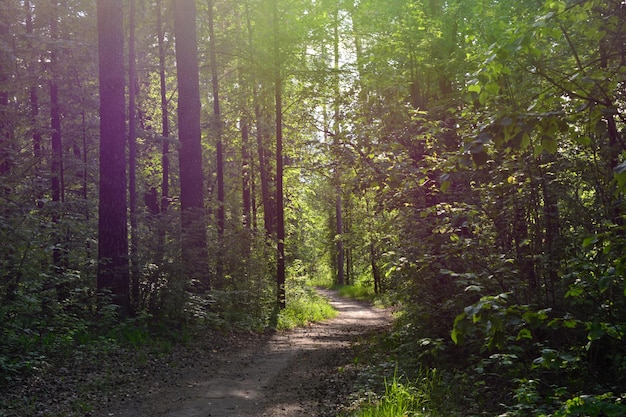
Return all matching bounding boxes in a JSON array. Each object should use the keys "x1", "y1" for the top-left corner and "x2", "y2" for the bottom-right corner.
[
  {"x1": 1, "y1": 289, "x2": 391, "y2": 417},
  {"x1": 99, "y1": 289, "x2": 391, "y2": 417}
]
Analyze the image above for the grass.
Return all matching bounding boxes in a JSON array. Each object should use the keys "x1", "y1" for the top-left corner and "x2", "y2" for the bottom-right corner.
[
  {"x1": 335, "y1": 283, "x2": 376, "y2": 301},
  {"x1": 350, "y1": 369, "x2": 441, "y2": 417},
  {"x1": 332, "y1": 282, "x2": 393, "y2": 308},
  {"x1": 276, "y1": 285, "x2": 338, "y2": 330}
]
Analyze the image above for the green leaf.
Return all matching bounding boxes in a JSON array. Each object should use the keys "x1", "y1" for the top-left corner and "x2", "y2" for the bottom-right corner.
[
  {"x1": 517, "y1": 328, "x2": 532, "y2": 340},
  {"x1": 565, "y1": 285, "x2": 584, "y2": 298},
  {"x1": 452, "y1": 313, "x2": 470, "y2": 345},
  {"x1": 467, "y1": 84, "x2": 481, "y2": 94},
  {"x1": 587, "y1": 321, "x2": 605, "y2": 341},
  {"x1": 484, "y1": 83, "x2": 500, "y2": 95},
  {"x1": 582, "y1": 236, "x2": 598, "y2": 247},
  {"x1": 541, "y1": 136, "x2": 558, "y2": 153}
]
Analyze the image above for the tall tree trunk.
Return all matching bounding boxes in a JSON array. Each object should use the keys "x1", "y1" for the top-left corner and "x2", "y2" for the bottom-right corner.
[
  {"x1": 274, "y1": 2, "x2": 285, "y2": 309},
  {"x1": 156, "y1": 0, "x2": 169, "y2": 265},
  {"x1": 0, "y1": 0, "x2": 10, "y2": 180},
  {"x1": 241, "y1": 117, "x2": 252, "y2": 230},
  {"x1": 174, "y1": 0, "x2": 210, "y2": 290},
  {"x1": 49, "y1": 0, "x2": 65, "y2": 271},
  {"x1": 96, "y1": 0, "x2": 130, "y2": 315},
  {"x1": 25, "y1": 0, "x2": 43, "y2": 207},
  {"x1": 332, "y1": 5, "x2": 344, "y2": 286},
  {"x1": 245, "y1": 6, "x2": 273, "y2": 238},
  {"x1": 26, "y1": 0, "x2": 42, "y2": 163},
  {"x1": 539, "y1": 158, "x2": 560, "y2": 307},
  {"x1": 128, "y1": 0, "x2": 139, "y2": 306},
  {"x1": 208, "y1": 0, "x2": 225, "y2": 287}
]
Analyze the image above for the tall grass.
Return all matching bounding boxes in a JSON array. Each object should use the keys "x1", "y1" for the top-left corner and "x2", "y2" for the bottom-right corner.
[
  {"x1": 335, "y1": 283, "x2": 376, "y2": 301},
  {"x1": 276, "y1": 285, "x2": 337, "y2": 329},
  {"x1": 352, "y1": 369, "x2": 443, "y2": 417}
]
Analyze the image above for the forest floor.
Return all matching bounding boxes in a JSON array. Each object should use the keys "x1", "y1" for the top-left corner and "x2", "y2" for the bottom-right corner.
[
  {"x1": 96, "y1": 288, "x2": 392, "y2": 417},
  {"x1": 0, "y1": 288, "x2": 395, "y2": 417}
]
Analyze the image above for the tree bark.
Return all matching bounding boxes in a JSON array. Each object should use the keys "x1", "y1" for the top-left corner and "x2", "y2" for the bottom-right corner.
[
  {"x1": 274, "y1": 2, "x2": 285, "y2": 309},
  {"x1": 156, "y1": 0, "x2": 169, "y2": 265},
  {"x1": 332, "y1": 5, "x2": 344, "y2": 286},
  {"x1": 96, "y1": 0, "x2": 130, "y2": 314},
  {"x1": 128, "y1": 0, "x2": 139, "y2": 306},
  {"x1": 208, "y1": 0, "x2": 225, "y2": 287},
  {"x1": 174, "y1": 0, "x2": 210, "y2": 290}
]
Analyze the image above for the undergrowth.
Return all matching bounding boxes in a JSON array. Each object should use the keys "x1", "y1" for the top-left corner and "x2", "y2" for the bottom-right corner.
[
  {"x1": 277, "y1": 281, "x2": 337, "y2": 329},
  {"x1": 350, "y1": 372, "x2": 428, "y2": 417}
]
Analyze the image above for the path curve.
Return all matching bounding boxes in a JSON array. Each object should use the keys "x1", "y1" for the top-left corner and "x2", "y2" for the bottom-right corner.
[{"x1": 101, "y1": 289, "x2": 391, "y2": 417}]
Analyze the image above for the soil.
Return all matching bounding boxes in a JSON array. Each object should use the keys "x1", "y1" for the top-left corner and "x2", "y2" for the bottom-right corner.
[{"x1": 93, "y1": 288, "x2": 392, "y2": 417}]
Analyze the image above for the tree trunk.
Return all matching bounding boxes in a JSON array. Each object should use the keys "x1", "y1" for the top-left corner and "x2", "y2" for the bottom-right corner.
[
  {"x1": 49, "y1": 0, "x2": 66, "y2": 272},
  {"x1": 241, "y1": 117, "x2": 252, "y2": 230},
  {"x1": 96, "y1": 0, "x2": 130, "y2": 315},
  {"x1": 208, "y1": 0, "x2": 225, "y2": 287},
  {"x1": 174, "y1": 0, "x2": 210, "y2": 290},
  {"x1": 0, "y1": 0, "x2": 10, "y2": 180},
  {"x1": 274, "y1": 2, "x2": 285, "y2": 309},
  {"x1": 333, "y1": 6, "x2": 344, "y2": 286},
  {"x1": 245, "y1": 5, "x2": 274, "y2": 238},
  {"x1": 156, "y1": 0, "x2": 169, "y2": 265},
  {"x1": 128, "y1": 0, "x2": 139, "y2": 306}
]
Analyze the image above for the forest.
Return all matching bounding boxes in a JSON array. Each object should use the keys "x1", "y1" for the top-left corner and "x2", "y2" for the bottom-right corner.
[{"x1": 1, "y1": 0, "x2": 625, "y2": 415}]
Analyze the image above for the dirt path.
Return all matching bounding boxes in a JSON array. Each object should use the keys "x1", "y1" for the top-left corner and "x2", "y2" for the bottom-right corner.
[{"x1": 100, "y1": 289, "x2": 391, "y2": 417}]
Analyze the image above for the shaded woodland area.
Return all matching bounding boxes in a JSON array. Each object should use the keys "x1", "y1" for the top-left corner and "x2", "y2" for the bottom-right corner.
[{"x1": 1, "y1": 0, "x2": 626, "y2": 415}]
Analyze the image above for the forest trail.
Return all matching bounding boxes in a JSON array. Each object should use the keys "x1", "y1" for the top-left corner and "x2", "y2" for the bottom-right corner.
[{"x1": 99, "y1": 289, "x2": 392, "y2": 417}]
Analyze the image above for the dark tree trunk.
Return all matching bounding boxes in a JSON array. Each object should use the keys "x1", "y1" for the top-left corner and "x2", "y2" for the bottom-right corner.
[
  {"x1": 255, "y1": 92, "x2": 274, "y2": 238},
  {"x1": 128, "y1": 0, "x2": 139, "y2": 306},
  {"x1": 96, "y1": 0, "x2": 130, "y2": 314},
  {"x1": 0, "y1": 1, "x2": 9, "y2": 179},
  {"x1": 241, "y1": 117, "x2": 252, "y2": 230},
  {"x1": 208, "y1": 0, "x2": 225, "y2": 287},
  {"x1": 25, "y1": 0, "x2": 44, "y2": 208},
  {"x1": 370, "y1": 242, "x2": 381, "y2": 295},
  {"x1": 274, "y1": 2, "x2": 285, "y2": 309},
  {"x1": 26, "y1": 0, "x2": 42, "y2": 164},
  {"x1": 156, "y1": 0, "x2": 169, "y2": 265},
  {"x1": 49, "y1": 0, "x2": 66, "y2": 272},
  {"x1": 332, "y1": 7, "x2": 344, "y2": 286},
  {"x1": 174, "y1": 0, "x2": 210, "y2": 290}
]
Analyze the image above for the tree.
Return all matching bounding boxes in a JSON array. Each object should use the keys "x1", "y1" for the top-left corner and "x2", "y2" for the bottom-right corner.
[
  {"x1": 0, "y1": 0, "x2": 11, "y2": 179},
  {"x1": 173, "y1": 0, "x2": 210, "y2": 290},
  {"x1": 128, "y1": 0, "x2": 139, "y2": 305},
  {"x1": 273, "y1": 0, "x2": 286, "y2": 308},
  {"x1": 156, "y1": 0, "x2": 170, "y2": 265},
  {"x1": 96, "y1": 0, "x2": 130, "y2": 313},
  {"x1": 207, "y1": 0, "x2": 225, "y2": 287}
]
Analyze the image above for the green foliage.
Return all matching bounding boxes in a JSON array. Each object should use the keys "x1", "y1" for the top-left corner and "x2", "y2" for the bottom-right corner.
[
  {"x1": 335, "y1": 283, "x2": 375, "y2": 301},
  {"x1": 277, "y1": 277, "x2": 337, "y2": 330},
  {"x1": 350, "y1": 369, "x2": 446, "y2": 417}
]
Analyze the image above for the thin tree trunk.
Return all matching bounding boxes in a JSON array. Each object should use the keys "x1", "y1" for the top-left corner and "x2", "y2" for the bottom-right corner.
[
  {"x1": 242, "y1": 118, "x2": 252, "y2": 230},
  {"x1": 156, "y1": 0, "x2": 169, "y2": 265},
  {"x1": 0, "y1": 0, "x2": 10, "y2": 180},
  {"x1": 49, "y1": 0, "x2": 65, "y2": 272},
  {"x1": 245, "y1": 5, "x2": 273, "y2": 238},
  {"x1": 333, "y1": 5, "x2": 344, "y2": 286},
  {"x1": 128, "y1": 0, "x2": 139, "y2": 306}
]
